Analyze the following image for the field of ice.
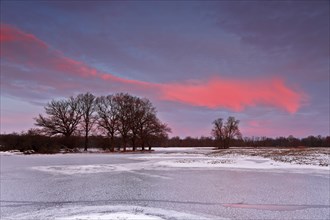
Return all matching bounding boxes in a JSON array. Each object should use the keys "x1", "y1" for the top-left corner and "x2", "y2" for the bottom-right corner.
[
  {"x1": 19, "y1": 147, "x2": 328, "y2": 176},
  {"x1": 1, "y1": 147, "x2": 329, "y2": 220},
  {"x1": 2, "y1": 147, "x2": 329, "y2": 178},
  {"x1": 8, "y1": 205, "x2": 218, "y2": 220}
]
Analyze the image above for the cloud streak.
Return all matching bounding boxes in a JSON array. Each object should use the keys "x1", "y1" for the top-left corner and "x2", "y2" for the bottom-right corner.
[
  {"x1": 161, "y1": 77, "x2": 304, "y2": 113},
  {"x1": 1, "y1": 23, "x2": 305, "y2": 113}
]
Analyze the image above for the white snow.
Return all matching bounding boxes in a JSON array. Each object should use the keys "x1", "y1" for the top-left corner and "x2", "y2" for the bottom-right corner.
[
  {"x1": 6, "y1": 205, "x2": 220, "y2": 220},
  {"x1": 31, "y1": 149, "x2": 329, "y2": 177},
  {"x1": 156, "y1": 156, "x2": 330, "y2": 171},
  {"x1": 154, "y1": 147, "x2": 213, "y2": 152},
  {"x1": 58, "y1": 212, "x2": 163, "y2": 220},
  {"x1": 32, "y1": 164, "x2": 117, "y2": 175},
  {"x1": 0, "y1": 150, "x2": 23, "y2": 156}
]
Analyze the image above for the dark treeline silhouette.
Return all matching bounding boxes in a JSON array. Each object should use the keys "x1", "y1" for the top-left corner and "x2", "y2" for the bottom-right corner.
[
  {"x1": 0, "y1": 132, "x2": 329, "y2": 154},
  {"x1": 159, "y1": 135, "x2": 330, "y2": 148},
  {"x1": 1, "y1": 93, "x2": 171, "y2": 153},
  {"x1": 0, "y1": 93, "x2": 329, "y2": 153}
]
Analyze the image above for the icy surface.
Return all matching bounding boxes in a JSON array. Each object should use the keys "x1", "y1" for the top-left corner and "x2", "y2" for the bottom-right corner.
[
  {"x1": 7, "y1": 205, "x2": 215, "y2": 220},
  {"x1": 1, "y1": 147, "x2": 329, "y2": 220}
]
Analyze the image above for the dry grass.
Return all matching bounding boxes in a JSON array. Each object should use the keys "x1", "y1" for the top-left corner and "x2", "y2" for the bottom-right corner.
[{"x1": 208, "y1": 147, "x2": 330, "y2": 167}]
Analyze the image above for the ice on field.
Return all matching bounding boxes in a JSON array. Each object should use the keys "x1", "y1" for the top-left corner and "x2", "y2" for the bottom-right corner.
[{"x1": 6, "y1": 205, "x2": 219, "y2": 220}]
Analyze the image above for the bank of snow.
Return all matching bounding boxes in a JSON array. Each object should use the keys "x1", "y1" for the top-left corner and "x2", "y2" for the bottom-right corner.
[
  {"x1": 6, "y1": 205, "x2": 220, "y2": 220},
  {"x1": 4, "y1": 147, "x2": 329, "y2": 174},
  {"x1": 156, "y1": 155, "x2": 329, "y2": 171}
]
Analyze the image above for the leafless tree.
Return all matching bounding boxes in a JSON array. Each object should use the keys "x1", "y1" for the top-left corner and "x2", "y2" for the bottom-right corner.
[
  {"x1": 136, "y1": 109, "x2": 171, "y2": 151},
  {"x1": 95, "y1": 95, "x2": 118, "y2": 152},
  {"x1": 143, "y1": 119, "x2": 171, "y2": 151},
  {"x1": 212, "y1": 118, "x2": 224, "y2": 148},
  {"x1": 129, "y1": 97, "x2": 145, "y2": 151},
  {"x1": 35, "y1": 93, "x2": 171, "y2": 151},
  {"x1": 112, "y1": 93, "x2": 171, "y2": 151},
  {"x1": 212, "y1": 116, "x2": 241, "y2": 149},
  {"x1": 113, "y1": 93, "x2": 135, "y2": 152},
  {"x1": 35, "y1": 97, "x2": 82, "y2": 138},
  {"x1": 77, "y1": 92, "x2": 96, "y2": 151}
]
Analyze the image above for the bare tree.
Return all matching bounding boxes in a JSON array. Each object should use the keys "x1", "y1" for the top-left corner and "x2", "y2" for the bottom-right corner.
[
  {"x1": 224, "y1": 116, "x2": 242, "y2": 148},
  {"x1": 113, "y1": 93, "x2": 135, "y2": 152},
  {"x1": 212, "y1": 116, "x2": 241, "y2": 149},
  {"x1": 95, "y1": 95, "x2": 118, "y2": 152},
  {"x1": 115, "y1": 94, "x2": 171, "y2": 151},
  {"x1": 77, "y1": 92, "x2": 96, "y2": 151},
  {"x1": 212, "y1": 118, "x2": 224, "y2": 148},
  {"x1": 136, "y1": 107, "x2": 171, "y2": 151},
  {"x1": 35, "y1": 97, "x2": 82, "y2": 138},
  {"x1": 35, "y1": 93, "x2": 171, "y2": 151},
  {"x1": 129, "y1": 97, "x2": 145, "y2": 151},
  {"x1": 142, "y1": 118, "x2": 171, "y2": 151},
  {"x1": 109, "y1": 93, "x2": 171, "y2": 151}
]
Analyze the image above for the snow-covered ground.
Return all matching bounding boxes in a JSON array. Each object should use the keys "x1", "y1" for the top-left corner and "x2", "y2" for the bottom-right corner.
[
  {"x1": 2, "y1": 147, "x2": 329, "y2": 173},
  {"x1": 1, "y1": 147, "x2": 329, "y2": 220},
  {"x1": 23, "y1": 147, "x2": 329, "y2": 177},
  {"x1": 8, "y1": 205, "x2": 219, "y2": 220}
]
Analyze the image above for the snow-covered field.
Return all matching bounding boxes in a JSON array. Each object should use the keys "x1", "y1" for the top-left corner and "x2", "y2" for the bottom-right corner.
[
  {"x1": 153, "y1": 147, "x2": 330, "y2": 172},
  {"x1": 8, "y1": 205, "x2": 218, "y2": 220},
  {"x1": 2, "y1": 147, "x2": 329, "y2": 172},
  {"x1": 11, "y1": 147, "x2": 325, "y2": 177},
  {"x1": 1, "y1": 147, "x2": 329, "y2": 220}
]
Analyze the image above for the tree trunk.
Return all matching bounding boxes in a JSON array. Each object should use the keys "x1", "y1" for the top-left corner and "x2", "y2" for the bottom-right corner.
[
  {"x1": 84, "y1": 133, "x2": 88, "y2": 151},
  {"x1": 123, "y1": 137, "x2": 127, "y2": 152},
  {"x1": 109, "y1": 136, "x2": 114, "y2": 152},
  {"x1": 132, "y1": 136, "x2": 136, "y2": 151}
]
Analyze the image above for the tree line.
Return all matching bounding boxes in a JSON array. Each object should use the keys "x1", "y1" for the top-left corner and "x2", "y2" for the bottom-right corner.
[
  {"x1": 0, "y1": 93, "x2": 329, "y2": 153},
  {"x1": 34, "y1": 92, "x2": 171, "y2": 152},
  {"x1": 159, "y1": 135, "x2": 329, "y2": 148},
  {"x1": 0, "y1": 131, "x2": 328, "y2": 154}
]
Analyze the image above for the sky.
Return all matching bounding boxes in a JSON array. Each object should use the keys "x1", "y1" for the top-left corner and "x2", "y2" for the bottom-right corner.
[{"x1": 1, "y1": 0, "x2": 329, "y2": 138}]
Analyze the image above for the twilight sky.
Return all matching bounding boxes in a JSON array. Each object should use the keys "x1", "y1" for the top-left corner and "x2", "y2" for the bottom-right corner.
[{"x1": 1, "y1": 1, "x2": 329, "y2": 138}]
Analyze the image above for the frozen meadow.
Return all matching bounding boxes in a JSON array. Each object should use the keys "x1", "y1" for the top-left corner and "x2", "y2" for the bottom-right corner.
[{"x1": 1, "y1": 147, "x2": 329, "y2": 219}]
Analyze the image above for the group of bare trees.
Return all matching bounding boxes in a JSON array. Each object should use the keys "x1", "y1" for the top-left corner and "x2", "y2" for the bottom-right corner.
[
  {"x1": 1, "y1": 106, "x2": 328, "y2": 153},
  {"x1": 211, "y1": 116, "x2": 242, "y2": 149},
  {"x1": 35, "y1": 93, "x2": 171, "y2": 151}
]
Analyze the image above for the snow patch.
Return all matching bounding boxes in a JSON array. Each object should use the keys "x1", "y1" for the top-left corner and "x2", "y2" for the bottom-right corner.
[
  {"x1": 5, "y1": 205, "x2": 221, "y2": 220},
  {"x1": 30, "y1": 148, "x2": 329, "y2": 177},
  {"x1": 32, "y1": 164, "x2": 117, "y2": 175},
  {"x1": 58, "y1": 212, "x2": 163, "y2": 220},
  {"x1": 157, "y1": 156, "x2": 330, "y2": 171},
  {"x1": 0, "y1": 150, "x2": 23, "y2": 156}
]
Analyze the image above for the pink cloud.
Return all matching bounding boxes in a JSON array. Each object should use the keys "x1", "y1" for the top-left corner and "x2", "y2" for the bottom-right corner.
[
  {"x1": 160, "y1": 77, "x2": 305, "y2": 113},
  {"x1": 1, "y1": 23, "x2": 306, "y2": 113},
  {"x1": 0, "y1": 23, "x2": 47, "y2": 48}
]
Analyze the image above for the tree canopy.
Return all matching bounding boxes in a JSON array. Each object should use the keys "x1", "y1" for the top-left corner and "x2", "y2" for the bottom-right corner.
[
  {"x1": 34, "y1": 93, "x2": 171, "y2": 151},
  {"x1": 212, "y1": 116, "x2": 242, "y2": 149}
]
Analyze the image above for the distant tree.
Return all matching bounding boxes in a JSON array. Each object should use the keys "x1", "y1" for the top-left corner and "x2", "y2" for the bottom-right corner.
[
  {"x1": 139, "y1": 114, "x2": 171, "y2": 151},
  {"x1": 130, "y1": 97, "x2": 171, "y2": 151},
  {"x1": 212, "y1": 116, "x2": 242, "y2": 149},
  {"x1": 130, "y1": 97, "x2": 146, "y2": 151},
  {"x1": 113, "y1": 93, "x2": 135, "y2": 152},
  {"x1": 224, "y1": 116, "x2": 242, "y2": 147},
  {"x1": 95, "y1": 95, "x2": 118, "y2": 152},
  {"x1": 33, "y1": 93, "x2": 171, "y2": 151},
  {"x1": 77, "y1": 92, "x2": 96, "y2": 151},
  {"x1": 111, "y1": 93, "x2": 171, "y2": 151},
  {"x1": 211, "y1": 118, "x2": 224, "y2": 148},
  {"x1": 35, "y1": 97, "x2": 82, "y2": 138}
]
